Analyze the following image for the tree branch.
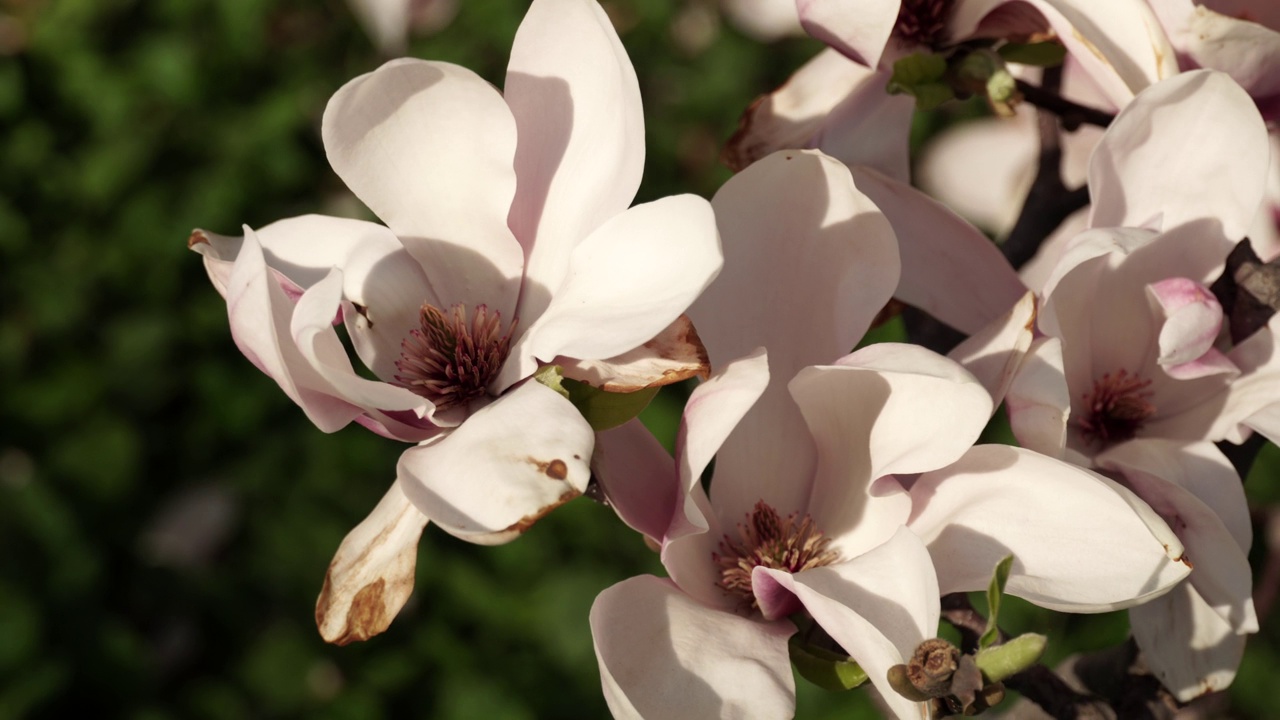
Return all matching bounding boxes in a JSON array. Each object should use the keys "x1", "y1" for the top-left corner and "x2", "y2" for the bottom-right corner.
[{"x1": 1015, "y1": 78, "x2": 1116, "y2": 130}]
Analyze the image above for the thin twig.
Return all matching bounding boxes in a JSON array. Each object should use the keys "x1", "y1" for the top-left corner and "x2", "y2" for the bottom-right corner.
[{"x1": 1015, "y1": 78, "x2": 1116, "y2": 130}]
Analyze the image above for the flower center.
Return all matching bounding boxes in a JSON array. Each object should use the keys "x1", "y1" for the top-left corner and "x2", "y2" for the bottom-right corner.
[
  {"x1": 713, "y1": 500, "x2": 839, "y2": 613},
  {"x1": 1078, "y1": 369, "x2": 1155, "y2": 446},
  {"x1": 394, "y1": 302, "x2": 517, "y2": 411},
  {"x1": 896, "y1": 0, "x2": 953, "y2": 47}
]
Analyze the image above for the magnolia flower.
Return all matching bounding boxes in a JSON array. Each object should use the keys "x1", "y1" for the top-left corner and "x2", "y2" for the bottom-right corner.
[
  {"x1": 190, "y1": 0, "x2": 721, "y2": 643},
  {"x1": 589, "y1": 150, "x2": 1188, "y2": 719},
  {"x1": 998, "y1": 70, "x2": 1276, "y2": 698}
]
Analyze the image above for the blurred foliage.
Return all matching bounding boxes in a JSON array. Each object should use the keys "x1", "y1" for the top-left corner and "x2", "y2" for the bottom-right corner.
[{"x1": 1, "y1": 0, "x2": 1278, "y2": 718}]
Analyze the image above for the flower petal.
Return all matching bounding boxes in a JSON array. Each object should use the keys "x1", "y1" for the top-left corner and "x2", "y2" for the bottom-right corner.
[
  {"x1": 1129, "y1": 581, "x2": 1246, "y2": 703},
  {"x1": 948, "y1": 291, "x2": 1037, "y2": 409},
  {"x1": 322, "y1": 58, "x2": 524, "y2": 313},
  {"x1": 556, "y1": 315, "x2": 709, "y2": 392},
  {"x1": 505, "y1": 0, "x2": 645, "y2": 323},
  {"x1": 722, "y1": 50, "x2": 914, "y2": 182},
  {"x1": 594, "y1": 418, "x2": 677, "y2": 543},
  {"x1": 397, "y1": 380, "x2": 593, "y2": 544},
  {"x1": 1148, "y1": 277, "x2": 1231, "y2": 373},
  {"x1": 909, "y1": 445, "x2": 1191, "y2": 611},
  {"x1": 788, "y1": 345, "x2": 991, "y2": 557},
  {"x1": 590, "y1": 575, "x2": 795, "y2": 720},
  {"x1": 1088, "y1": 70, "x2": 1269, "y2": 239},
  {"x1": 315, "y1": 480, "x2": 429, "y2": 644},
  {"x1": 850, "y1": 166, "x2": 1027, "y2": 335},
  {"x1": 754, "y1": 527, "x2": 938, "y2": 720},
  {"x1": 794, "y1": 0, "x2": 899, "y2": 68},
  {"x1": 697, "y1": 150, "x2": 899, "y2": 522},
  {"x1": 1160, "y1": 4, "x2": 1280, "y2": 110},
  {"x1": 1006, "y1": 337, "x2": 1071, "y2": 458},
  {"x1": 508, "y1": 194, "x2": 721, "y2": 388}
]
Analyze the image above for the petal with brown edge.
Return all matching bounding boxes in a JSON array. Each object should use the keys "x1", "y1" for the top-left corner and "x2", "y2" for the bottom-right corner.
[{"x1": 556, "y1": 314, "x2": 709, "y2": 392}]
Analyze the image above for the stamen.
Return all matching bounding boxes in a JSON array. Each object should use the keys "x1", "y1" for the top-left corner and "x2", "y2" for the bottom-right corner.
[
  {"x1": 1078, "y1": 369, "x2": 1156, "y2": 446},
  {"x1": 712, "y1": 501, "x2": 839, "y2": 613},
  {"x1": 394, "y1": 303, "x2": 516, "y2": 411},
  {"x1": 896, "y1": 0, "x2": 954, "y2": 47}
]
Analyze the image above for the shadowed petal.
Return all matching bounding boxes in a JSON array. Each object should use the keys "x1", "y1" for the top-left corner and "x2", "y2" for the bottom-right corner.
[
  {"x1": 1006, "y1": 337, "x2": 1070, "y2": 458},
  {"x1": 1130, "y1": 581, "x2": 1246, "y2": 703},
  {"x1": 397, "y1": 380, "x2": 593, "y2": 544},
  {"x1": 595, "y1": 418, "x2": 678, "y2": 543},
  {"x1": 590, "y1": 575, "x2": 795, "y2": 720},
  {"x1": 315, "y1": 481, "x2": 429, "y2": 644},
  {"x1": 949, "y1": 291, "x2": 1037, "y2": 408}
]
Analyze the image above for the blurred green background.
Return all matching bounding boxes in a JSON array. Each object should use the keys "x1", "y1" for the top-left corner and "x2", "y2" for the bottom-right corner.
[{"x1": 2, "y1": 0, "x2": 1278, "y2": 718}]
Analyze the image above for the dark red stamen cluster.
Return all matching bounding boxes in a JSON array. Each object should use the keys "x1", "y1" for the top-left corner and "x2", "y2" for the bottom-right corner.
[
  {"x1": 1078, "y1": 369, "x2": 1156, "y2": 446},
  {"x1": 394, "y1": 303, "x2": 516, "y2": 411},
  {"x1": 896, "y1": 0, "x2": 954, "y2": 47},
  {"x1": 713, "y1": 500, "x2": 838, "y2": 613}
]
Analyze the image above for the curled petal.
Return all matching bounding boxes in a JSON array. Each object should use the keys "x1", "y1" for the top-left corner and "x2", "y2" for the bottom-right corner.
[
  {"x1": 316, "y1": 481, "x2": 429, "y2": 644},
  {"x1": 948, "y1": 291, "x2": 1037, "y2": 409},
  {"x1": 910, "y1": 445, "x2": 1190, "y2": 612},
  {"x1": 590, "y1": 575, "x2": 795, "y2": 720},
  {"x1": 556, "y1": 315, "x2": 709, "y2": 392},
  {"x1": 397, "y1": 380, "x2": 593, "y2": 544},
  {"x1": 1148, "y1": 277, "x2": 1231, "y2": 374}
]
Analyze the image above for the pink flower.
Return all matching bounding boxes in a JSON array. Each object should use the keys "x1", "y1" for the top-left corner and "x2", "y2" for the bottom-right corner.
[{"x1": 190, "y1": 0, "x2": 722, "y2": 643}]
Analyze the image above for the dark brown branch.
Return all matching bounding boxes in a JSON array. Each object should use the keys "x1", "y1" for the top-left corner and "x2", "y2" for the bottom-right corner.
[
  {"x1": 1015, "y1": 78, "x2": 1116, "y2": 130},
  {"x1": 940, "y1": 593, "x2": 993, "y2": 654},
  {"x1": 1005, "y1": 664, "x2": 1116, "y2": 720}
]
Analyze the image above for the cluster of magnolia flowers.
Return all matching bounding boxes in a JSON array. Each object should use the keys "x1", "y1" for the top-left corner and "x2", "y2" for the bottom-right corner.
[{"x1": 188, "y1": 0, "x2": 1280, "y2": 717}]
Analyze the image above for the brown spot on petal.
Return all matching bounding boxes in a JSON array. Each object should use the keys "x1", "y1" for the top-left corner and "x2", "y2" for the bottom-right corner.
[
  {"x1": 721, "y1": 93, "x2": 771, "y2": 172},
  {"x1": 503, "y1": 488, "x2": 581, "y2": 535},
  {"x1": 316, "y1": 577, "x2": 389, "y2": 647},
  {"x1": 187, "y1": 229, "x2": 209, "y2": 249},
  {"x1": 545, "y1": 459, "x2": 568, "y2": 480}
]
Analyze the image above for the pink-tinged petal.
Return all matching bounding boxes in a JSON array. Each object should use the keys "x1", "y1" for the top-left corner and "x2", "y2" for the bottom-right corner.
[
  {"x1": 590, "y1": 575, "x2": 795, "y2": 720},
  {"x1": 678, "y1": 349, "x2": 771, "y2": 534},
  {"x1": 340, "y1": 228, "x2": 440, "y2": 384},
  {"x1": 850, "y1": 166, "x2": 1027, "y2": 335},
  {"x1": 1164, "y1": 4, "x2": 1280, "y2": 106},
  {"x1": 507, "y1": 195, "x2": 720, "y2": 388},
  {"x1": 1088, "y1": 70, "x2": 1269, "y2": 239},
  {"x1": 315, "y1": 480, "x2": 428, "y2": 644},
  {"x1": 397, "y1": 380, "x2": 593, "y2": 544},
  {"x1": 1129, "y1": 582, "x2": 1246, "y2": 703},
  {"x1": 1006, "y1": 337, "x2": 1070, "y2": 459},
  {"x1": 1097, "y1": 440, "x2": 1255, "y2": 633},
  {"x1": 696, "y1": 150, "x2": 899, "y2": 521},
  {"x1": 1147, "y1": 277, "x2": 1228, "y2": 371},
  {"x1": 723, "y1": 50, "x2": 914, "y2": 183},
  {"x1": 661, "y1": 484, "x2": 735, "y2": 609},
  {"x1": 252, "y1": 214, "x2": 391, "y2": 289},
  {"x1": 556, "y1": 315, "x2": 709, "y2": 392},
  {"x1": 948, "y1": 291, "x2": 1037, "y2": 409},
  {"x1": 292, "y1": 268, "x2": 434, "y2": 420},
  {"x1": 188, "y1": 229, "x2": 242, "y2": 299},
  {"x1": 224, "y1": 227, "x2": 366, "y2": 433},
  {"x1": 788, "y1": 346, "x2": 991, "y2": 557},
  {"x1": 505, "y1": 0, "x2": 644, "y2": 323},
  {"x1": 595, "y1": 418, "x2": 677, "y2": 543},
  {"x1": 910, "y1": 445, "x2": 1191, "y2": 611},
  {"x1": 754, "y1": 527, "x2": 938, "y2": 720},
  {"x1": 795, "y1": 0, "x2": 900, "y2": 68},
  {"x1": 1162, "y1": 349, "x2": 1240, "y2": 381},
  {"x1": 951, "y1": 0, "x2": 1176, "y2": 107},
  {"x1": 322, "y1": 58, "x2": 524, "y2": 314}
]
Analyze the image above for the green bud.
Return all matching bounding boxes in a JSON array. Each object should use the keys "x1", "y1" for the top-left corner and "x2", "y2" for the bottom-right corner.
[
  {"x1": 974, "y1": 633, "x2": 1047, "y2": 683},
  {"x1": 532, "y1": 364, "x2": 570, "y2": 399},
  {"x1": 980, "y1": 555, "x2": 1014, "y2": 649},
  {"x1": 886, "y1": 53, "x2": 955, "y2": 110},
  {"x1": 789, "y1": 633, "x2": 869, "y2": 691}
]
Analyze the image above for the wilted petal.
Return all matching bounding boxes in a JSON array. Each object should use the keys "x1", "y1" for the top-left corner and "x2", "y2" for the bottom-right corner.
[
  {"x1": 1006, "y1": 337, "x2": 1070, "y2": 458},
  {"x1": 910, "y1": 445, "x2": 1190, "y2": 611},
  {"x1": 789, "y1": 345, "x2": 991, "y2": 557},
  {"x1": 754, "y1": 527, "x2": 938, "y2": 720},
  {"x1": 1088, "y1": 70, "x2": 1269, "y2": 239},
  {"x1": 1129, "y1": 581, "x2": 1246, "y2": 703},
  {"x1": 595, "y1": 419, "x2": 678, "y2": 543},
  {"x1": 723, "y1": 50, "x2": 913, "y2": 182},
  {"x1": 948, "y1": 291, "x2": 1037, "y2": 408},
  {"x1": 590, "y1": 575, "x2": 795, "y2": 720},
  {"x1": 505, "y1": 0, "x2": 645, "y2": 322},
  {"x1": 795, "y1": 0, "x2": 900, "y2": 68},
  {"x1": 557, "y1": 315, "x2": 709, "y2": 392},
  {"x1": 698, "y1": 150, "x2": 899, "y2": 521},
  {"x1": 850, "y1": 166, "x2": 1027, "y2": 335},
  {"x1": 397, "y1": 380, "x2": 593, "y2": 544},
  {"x1": 509, "y1": 195, "x2": 721, "y2": 388},
  {"x1": 322, "y1": 58, "x2": 524, "y2": 313},
  {"x1": 315, "y1": 480, "x2": 428, "y2": 644}
]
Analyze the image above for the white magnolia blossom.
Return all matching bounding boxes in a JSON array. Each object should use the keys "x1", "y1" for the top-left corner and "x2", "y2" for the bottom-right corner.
[
  {"x1": 589, "y1": 150, "x2": 1188, "y2": 719},
  {"x1": 190, "y1": 0, "x2": 722, "y2": 643}
]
